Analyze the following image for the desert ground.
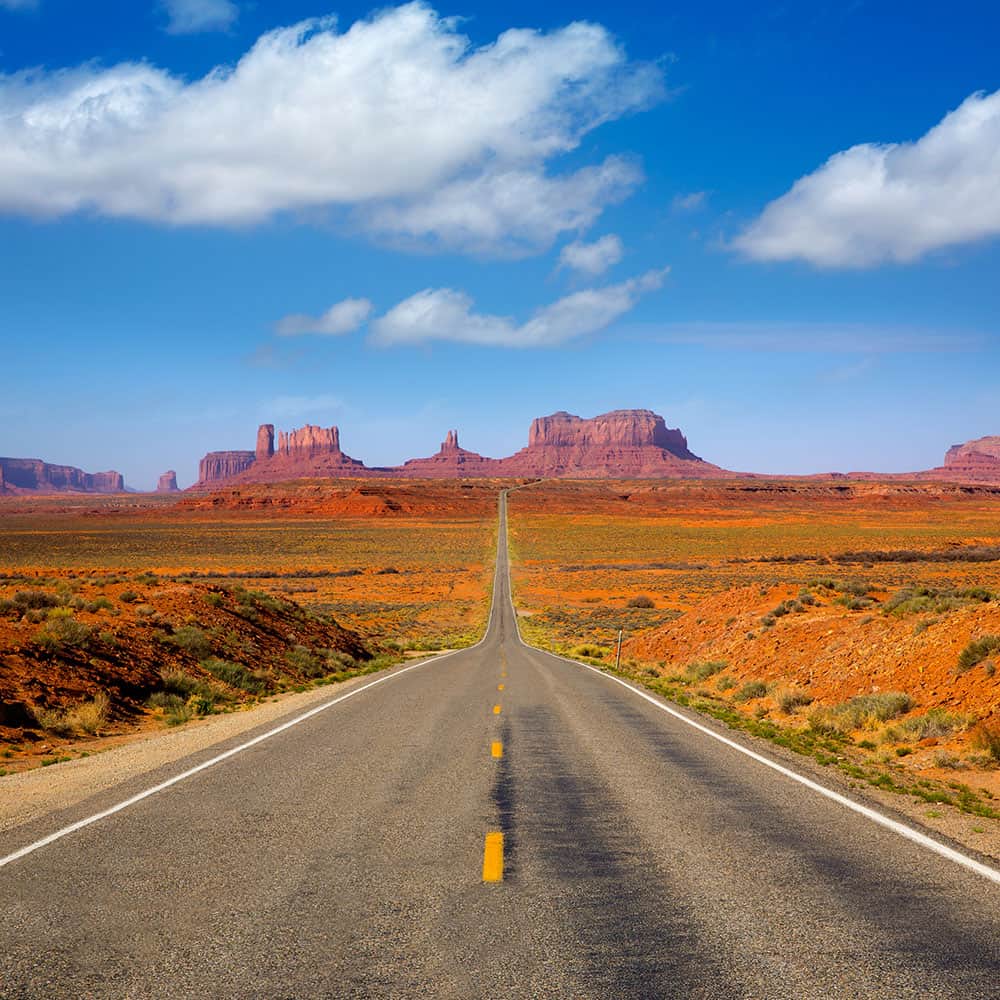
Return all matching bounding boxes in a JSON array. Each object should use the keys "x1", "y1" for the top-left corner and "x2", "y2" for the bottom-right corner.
[{"x1": 2, "y1": 477, "x2": 999, "y2": 840}]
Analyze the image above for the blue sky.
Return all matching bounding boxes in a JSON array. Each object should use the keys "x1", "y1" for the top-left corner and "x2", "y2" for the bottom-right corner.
[{"x1": 1, "y1": 0, "x2": 998, "y2": 487}]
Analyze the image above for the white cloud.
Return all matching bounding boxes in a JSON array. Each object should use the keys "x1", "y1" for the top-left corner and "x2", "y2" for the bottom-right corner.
[
  {"x1": 370, "y1": 267, "x2": 669, "y2": 348},
  {"x1": 672, "y1": 190, "x2": 706, "y2": 212},
  {"x1": 735, "y1": 89, "x2": 1000, "y2": 267},
  {"x1": 0, "y1": 4, "x2": 662, "y2": 254},
  {"x1": 558, "y1": 233, "x2": 623, "y2": 275},
  {"x1": 162, "y1": 0, "x2": 238, "y2": 34},
  {"x1": 275, "y1": 297, "x2": 373, "y2": 336}
]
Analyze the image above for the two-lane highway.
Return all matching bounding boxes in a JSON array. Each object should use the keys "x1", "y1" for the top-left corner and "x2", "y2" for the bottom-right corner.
[{"x1": 1, "y1": 493, "x2": 998, "y2": 997}]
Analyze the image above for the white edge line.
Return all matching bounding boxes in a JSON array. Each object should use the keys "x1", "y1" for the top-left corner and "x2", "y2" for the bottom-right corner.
[
  {"x1": 501, "y1": 491, "x2": 1000, "y2": 887},
  {"x1": 0, "y1": 498, "x2": 507, "y2": 871}
]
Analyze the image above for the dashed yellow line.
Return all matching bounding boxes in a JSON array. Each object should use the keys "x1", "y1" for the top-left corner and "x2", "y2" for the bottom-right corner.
[
  {"x1": 491, "y1": 740, "x2": 503, "y2": 759},
  {"x1": 482, "y1": 832, "x2": 504, "y2": 882},
  {"x1": 497, "y1": 683, "x2": 505, "y2": 692},
  {"x1": 493, "y1": 704, "x2": 502, "y2": 715}
]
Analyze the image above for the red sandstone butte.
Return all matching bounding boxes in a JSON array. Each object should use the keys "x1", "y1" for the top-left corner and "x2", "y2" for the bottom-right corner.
[
  {"x1": 0, "y1": 457, "x2": 124, "y2": 494},
  {"x1": 191, "y1": 410, "x2": 726, "y2": 487},
  {"x1": 156, "y1": 471, "x2": 180, "y2": 493}
]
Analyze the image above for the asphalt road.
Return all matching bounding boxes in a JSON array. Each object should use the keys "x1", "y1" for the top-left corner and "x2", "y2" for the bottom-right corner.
[{"x1": 1, "y1": 494, "x2": 998, "y2": 998}]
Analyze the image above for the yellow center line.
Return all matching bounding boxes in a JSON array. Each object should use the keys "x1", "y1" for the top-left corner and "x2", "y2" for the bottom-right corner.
[
  {"x1": 497, "y1": 683, "x2": 505, "y2": 691},
  {"x1": 491, "y1": 740, "x2": 503, "y2": 759},
  {"x1": 493, "y1": 704, "x2": 501, "y2": 715},
  {"x1": 482, "y1": 832, "x2": 504, "y2": 882}
]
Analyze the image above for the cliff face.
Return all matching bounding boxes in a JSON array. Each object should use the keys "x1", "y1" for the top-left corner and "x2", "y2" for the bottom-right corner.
[
  {"x1": 0, "y1": 458, "x2": 124, "y2": 493},
  {"x1": 197, "y1": 451, "x2": 256, "y2": 487},
  {"x1": 400, "y1": 431, "x2": 502, "y2": 477},
  {"x1": 156, "y1": 471, "x2": 180, "y2": 493}
]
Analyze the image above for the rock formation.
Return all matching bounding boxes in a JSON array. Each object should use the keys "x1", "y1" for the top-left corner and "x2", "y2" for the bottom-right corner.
[
  {"x1": 156, "y1": 471, "x2": 180, "y2": 493},
  {"x1": 399, "y1": 431, "x2": 502, "y2": 477},
  {"x1": 193, "y1": 424, "x2": 365, "y2": 488},
  {"x1": 929, "y1": 436, "x2": 1000, "y2": 482},
  {"x1": 0, "y1": 457, "x2": 124, "y2": 493},
  {"x1": 197, "y1": 451, "x2": 256, "y2": 487},
  {"x1": 256, "y1": 424, "x2": 275, "y2": 461},
  {"x1": 190, "y1": 410, "x2": 724, "y2": 486},
  {"x1": 498, "y1": 409, "x2": 716, "y2": 478}
]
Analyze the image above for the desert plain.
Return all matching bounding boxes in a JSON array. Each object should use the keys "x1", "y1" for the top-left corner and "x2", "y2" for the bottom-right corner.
[{"x1": 2, "y1": 476, "x2": 999, "y2": 851}]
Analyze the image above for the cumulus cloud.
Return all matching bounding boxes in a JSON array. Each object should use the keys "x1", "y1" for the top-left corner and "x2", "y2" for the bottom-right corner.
[
  {"x1": 558, "y1": 233, "x2": 624, "y2": 275},
  {"x1": 0, "y1": 4, "x2": 662, "y2": 254},
  {"x1": 735, "y1": 89, "x2": 1000, "y2": 267},
  {"x1": 370, "y1": 267, "x2": 669, "y2": 348},
  {"x1": 275, "y1": 298, "x2": 374, "y2": 336},
  {"x1": 162, "y1": 0, "x2": 238, "y2": 34}
]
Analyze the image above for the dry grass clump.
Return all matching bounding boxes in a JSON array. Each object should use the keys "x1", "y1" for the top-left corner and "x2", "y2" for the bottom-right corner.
[
  {"x1": 956, "y1": 635, "x2": 1000, "y2": 674},
  {"x1": 774, "y1": 686, "x2": 814, "y2": 714},
  {"x1": 627, "y1": 594, "x2": 656, "y2": 609},
  {"x1": 33, "y1": 692, "x2": 109, "y2": 736},
  {"x1": 808, "y1": 691, "x2": 913, "y2": 735},
  {"x1": 971, "y1": 723, "x2": 1000, "y2": 762},
  {"x1": 882, "y1": 707, "x2": 975, "y2": 742}
]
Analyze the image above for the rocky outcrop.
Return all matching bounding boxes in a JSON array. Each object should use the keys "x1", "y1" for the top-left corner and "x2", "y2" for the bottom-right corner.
[
  {"x1": 256, "y1": 424, "x2": 275, "y2": 461},
  {"x1": 500, "y1": 409, "x2": 722, "y2": 478},
  {"x1": 0, "y1": 458, "x2": 124, "y2": 493},
  {"x1": 277, "y1": 424, "x2": 341, "y2": 457},
  {"x1": 928, "y1": 436, "x2": 1000, "y2": 482},
  {"x1": 197, "y1": 451, "x2": 256, "y2": 488},
  {"x1": 400, "y1": 430, "x2": 502, "y2": 477},
  {"x1": 157, "y1": 471, "x2": 180, "y2": 493}
]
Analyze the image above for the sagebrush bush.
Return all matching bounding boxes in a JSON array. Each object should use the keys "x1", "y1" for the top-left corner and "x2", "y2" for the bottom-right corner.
[
  {"x1": 775, "y1": 686, "x2": 813, "y2": 713},
  {"x1": 286, "y1": 644, "x2": 323, "y2": 677},
  {"x1": 627, "y1": 594, "x2": 655, "y2": 609},
  {"x1": 169, "y1": 625, "x2": 212, "y2": 658},
  {"x1": 971, "y1": 723, "x2": 1000, "y2": 762},
  {"x1": 201, "y1": 657, "x2": 268, "y2": 694},
  {"x1": 734, "y1": 680, "x2": 769, "y2": 702},
  {"x1": 14, "y1": 589, "x2": 58, "y2": 610},
  {"x1": 118, "y1": 590, "x2": 139, "y2": 604},
  {"x1": 34, "y1": 609, "x2": 93, "y2": 652},
  {"x1": 685, "y1": 660, "x2": 727, "y2": 682},
  {"x1": 957, "y1": 635, "x2": 1000, "y2": 674}
]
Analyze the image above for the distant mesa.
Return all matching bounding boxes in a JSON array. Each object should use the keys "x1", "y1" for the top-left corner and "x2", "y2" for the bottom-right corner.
[
  {"x1": 0, "y1": 457, "x2": 124, "y2": 494},
  {"x1": 940, "y1": 436, "x2": 1000, "y2": 479},
  {"x1": 156, "y1": 470, "x2": 180, "y2": 493},
  {"x1": 192, "y1": 409, "x2": 725, "y2": 488}
]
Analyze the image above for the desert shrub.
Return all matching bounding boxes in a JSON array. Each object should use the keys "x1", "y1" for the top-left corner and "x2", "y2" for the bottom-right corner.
[
  {"x1": 166, "y1": 704, "x2": 193, "y2": 726},
  {"x1": 118, "y1": 590, "x2": 139, "y2": 604},
  {"x1": 810, "y1": 691, "x2": 913, "y2": 734},
  {"x1": 32, "y1": 705, "x2": 75, "y2": 736},
  {"x1": 760, "y1": 615, "x2": 776, "y2": 628},
  {"x1": 169, "y1": 625, "x2": 212, "y2": 658},
  {"x1": 571, "y1": 644, "x2": 604, "y2": 660},
  {"x1": 836, "y1": 595, "x2": 875, "y2": 611},
  {"x1": 733, "y1": 680, "x2": 769, "y2": 702},
  {"x1": 203, "y1": 591, "x2": 224, "y2": 608},
  {"x1": 134, "y1": 604, "x2": 157, "y2": 619},
  {"x1": 160, "y1": 669, "x2": 199, "y2": 698},
  {"x1": 896, "y1": 708, "x2": 974, "y2": 740},
  {"x1": 201, "y1": 657, "x2": 268, "y2": 694},
  {"x1": 716, "y1": 674, "x2": 737, "y2": 692},
  {"x1": 627, "y1": 594, "x2": 655, "y2": 609},
  {"x1": 836, "y1": 580, "x2": 871, "y2": 597},
  {"x1": 286, "y1": 644, "x2": 323, "y2": 677},
  {"x1": 13, "y1": 589, "x2": 58, "y2": 610},
  {"x1": 71, "y1": 692, "x2": 109, "y2": 735},
  {"x1": 957, "y1": 635, "x2": 1000, "y2": 674},
  {"x1": 933, "y1": 750, "x2": 964, "y2": 769},
  {"x1": 775, "y1": 686, "x2": 814, "y2": 713},
  {"x1": 797, "y1": 590, "x2": 817, "y2": 606},
  {"x1": 0, "y1": 598, "x2": 17, "y2": 616},
  {"x1": 147, "y1": 691, "x2": 185, "y2": 711},
  {"x1": 685, "y1": 660, "x2": 727, "y2": 682},
  {"x1": 971, "y1": 723, "x2": 1000, "y2": 762},
  {"x1": 88, "y1": 596, "x2": 114, "y2": 612},
  {"x1": 35, "y1": 609, "x2": 93, "y2": 652}
]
